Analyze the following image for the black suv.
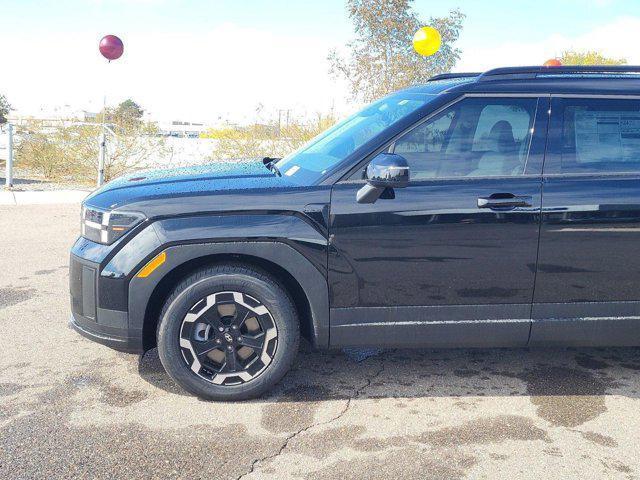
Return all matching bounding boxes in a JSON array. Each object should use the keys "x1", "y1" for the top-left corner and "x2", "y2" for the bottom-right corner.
[{"x1": 70, "y1": 66, "x2": 640, "y2": 400}]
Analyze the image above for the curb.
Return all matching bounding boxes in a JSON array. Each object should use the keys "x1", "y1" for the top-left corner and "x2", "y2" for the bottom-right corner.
[{"x1": 0, "y1": 190, "x2": 91, "y2": 205}]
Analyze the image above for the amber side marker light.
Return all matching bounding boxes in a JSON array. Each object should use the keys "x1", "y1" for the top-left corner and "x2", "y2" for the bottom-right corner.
[{"x1": 136, "y1": 251, "x2": 167, "y2": 278}]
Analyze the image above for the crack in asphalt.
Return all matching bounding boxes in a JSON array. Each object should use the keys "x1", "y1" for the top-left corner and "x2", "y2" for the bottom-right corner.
[{"x1": 236, "y1": 359, "x2": 386, "y2": 480}]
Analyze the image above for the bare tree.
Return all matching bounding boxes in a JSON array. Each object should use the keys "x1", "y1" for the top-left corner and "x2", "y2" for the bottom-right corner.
[
  {"x1": 207, "y1": 114, "x2": 337, "y2": 161},
  {"x1": 329, "y1": 0, "x2": 465, "y2": 102},
  {"x1": 17, "y1": 118, "x2": 167, "y2": 183}
]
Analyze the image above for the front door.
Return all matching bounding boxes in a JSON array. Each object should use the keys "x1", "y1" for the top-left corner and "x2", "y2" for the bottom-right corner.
[
  {"x1": 329, "y1": 95, "x2": 549, "y2": 348},
  {"x1": 530, "y1": 96, "x2": 640, "y2": 346}
]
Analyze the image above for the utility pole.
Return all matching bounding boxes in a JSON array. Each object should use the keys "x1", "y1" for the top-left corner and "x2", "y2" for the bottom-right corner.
[
  {"x1": 277, "y1": 110, "x2": 282, "y2": 136},
  {"x1": 277, "y1": 109, "x2": 292, "y2": 136}
]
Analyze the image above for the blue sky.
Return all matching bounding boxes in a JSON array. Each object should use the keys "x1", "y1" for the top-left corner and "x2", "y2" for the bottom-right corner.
[
  {"x1": 2, "y1": 0, "x2": 640, "y2": 122},
  {"x1": 4, "y1": 0, "x2": 639, "y2": 38}
]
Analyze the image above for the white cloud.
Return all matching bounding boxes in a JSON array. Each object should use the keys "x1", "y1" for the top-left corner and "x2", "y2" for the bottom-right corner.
[
  {"x1": 1, "y1": 23, "x2": 349, "y2": 123},
  {"x1": 5, "y1": 16, "x2": 638, "y2": 124},
  {"x1": 457, "y1": 16, "x2": 640, "y2": 71}
]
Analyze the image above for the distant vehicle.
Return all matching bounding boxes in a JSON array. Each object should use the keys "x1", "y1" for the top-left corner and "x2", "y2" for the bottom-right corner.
[{"x1": 70, "y1": 66, "x2": 640, "y2": 400}]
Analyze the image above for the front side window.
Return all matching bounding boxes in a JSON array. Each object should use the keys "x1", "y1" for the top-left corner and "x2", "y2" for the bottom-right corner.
[
  {"x1": 390, "y1": 97, "x2": 538, "y2": 180},
  {"x1": 275, "y1": 92, "x2": 435, "y2": 184},
  {"x1": 552, "y1": 98, "x2": 640, "y2": 174}
]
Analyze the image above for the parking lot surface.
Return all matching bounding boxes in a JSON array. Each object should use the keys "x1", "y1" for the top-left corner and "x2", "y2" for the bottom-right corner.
[{"x1": 1, "y1": 204, "x2": 640, "y2": 479}]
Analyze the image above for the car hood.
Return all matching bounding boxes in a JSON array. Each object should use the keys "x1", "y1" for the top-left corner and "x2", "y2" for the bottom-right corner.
[{"x1": 83, "y1": 160, "x2": 326, "y2": 217}]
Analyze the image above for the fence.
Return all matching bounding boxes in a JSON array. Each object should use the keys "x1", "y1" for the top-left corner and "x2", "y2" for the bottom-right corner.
[
  {"x1": 1, "y1": 124, "x2": 14, "y2": 188},
  {"x1": 1, "y1": 122, "x2": 223, "y2": 190},
  {"x1": 0, "y1": 120, "x2": 320, "y2": 190}
]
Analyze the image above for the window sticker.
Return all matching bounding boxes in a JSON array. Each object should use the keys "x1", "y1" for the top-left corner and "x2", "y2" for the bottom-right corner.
[{"x1": 575, "y1": 111, "x2": 640, "y2": 163}]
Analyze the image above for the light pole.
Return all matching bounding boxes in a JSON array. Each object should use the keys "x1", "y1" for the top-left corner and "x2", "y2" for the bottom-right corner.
[{"x1": 97, "y1": 129, "x2": 106, "y2": 186}]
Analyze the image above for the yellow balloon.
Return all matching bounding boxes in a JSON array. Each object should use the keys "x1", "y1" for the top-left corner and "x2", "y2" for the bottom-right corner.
[{"x1": 413, "y1": 26, "x2": 442, "y2": 57}]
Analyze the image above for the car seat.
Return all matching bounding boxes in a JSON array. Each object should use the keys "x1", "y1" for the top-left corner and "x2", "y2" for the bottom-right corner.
[{"x1": 469, "y1": 120, "x2": 522, "y2": 176}]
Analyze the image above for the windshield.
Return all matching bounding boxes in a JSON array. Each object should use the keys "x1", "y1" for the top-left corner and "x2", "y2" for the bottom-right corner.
[{"x1": 276, "y1": 92, "x2": 434, "y2": 184}]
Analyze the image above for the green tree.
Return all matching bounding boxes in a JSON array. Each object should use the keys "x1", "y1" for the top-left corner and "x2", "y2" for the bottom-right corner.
[
  {"x1": 328, "y1": 0, "x2": 465, "y2": 102},
  {"x1": 0, "y1": 93, "x2": 12, "y2": 124},
  {"x1": 116, "y1": 99, "x2": 144, "y2": 120},
  {"x1": 99, "y1": 99, "x2": 145, "y2": 130},
  {"x1": 560, "y1": 50, "x2": 627, "y2": 66}
]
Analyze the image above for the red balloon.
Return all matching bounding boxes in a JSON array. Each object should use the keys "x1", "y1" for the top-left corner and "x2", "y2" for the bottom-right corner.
[
  {"x1": 99, "y1": 35, "x2": 124, "y2": 61},
  {"x1": 543, "y1": 58, "x2": 562, "y2": 67}
]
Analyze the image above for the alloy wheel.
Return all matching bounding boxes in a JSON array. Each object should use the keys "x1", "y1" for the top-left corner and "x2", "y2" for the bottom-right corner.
[{"x1": 178, "y1": 291, "x2": 278, "y2": 386}]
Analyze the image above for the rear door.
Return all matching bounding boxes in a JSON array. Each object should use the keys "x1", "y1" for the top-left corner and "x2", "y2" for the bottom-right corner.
[{"x1": 531, "y1": 96, "x2": 640, "y2": 346}]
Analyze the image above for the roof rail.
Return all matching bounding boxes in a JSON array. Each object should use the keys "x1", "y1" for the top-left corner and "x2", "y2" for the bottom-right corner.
[
  {"x1": 428, "y1": 72, "x2": 481, "y2": 82},
  {"x1": 478, "y1": 65, "x2": 640, "y2": 81}
]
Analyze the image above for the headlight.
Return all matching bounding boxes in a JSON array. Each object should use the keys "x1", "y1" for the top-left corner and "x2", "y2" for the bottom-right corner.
[{"x1": 81, "y1": 206, "x2": 145, "y2": 245}]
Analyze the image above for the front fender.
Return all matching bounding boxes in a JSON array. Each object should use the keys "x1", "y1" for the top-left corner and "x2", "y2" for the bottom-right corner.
[{"x1": 101, "y1": 214, "x2": 329, "y2": 348}]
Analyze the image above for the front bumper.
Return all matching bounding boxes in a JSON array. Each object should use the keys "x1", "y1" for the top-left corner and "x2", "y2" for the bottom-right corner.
[
  {"x1": 69, "y1": 312, "x2": 144, "y2": 354},
  {"x1": 69, "y1": 244, "x2": 145, "y2": 354}
]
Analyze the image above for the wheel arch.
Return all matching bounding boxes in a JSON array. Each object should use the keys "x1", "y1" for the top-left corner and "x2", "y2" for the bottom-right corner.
[{"x1": 128, "y1": 242, "x2": 329, "y2": 351}]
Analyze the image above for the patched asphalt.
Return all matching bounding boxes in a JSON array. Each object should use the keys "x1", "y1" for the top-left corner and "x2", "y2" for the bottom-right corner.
[{"x1": 1, "y1": 204, "x2": 640, "y2": 479}]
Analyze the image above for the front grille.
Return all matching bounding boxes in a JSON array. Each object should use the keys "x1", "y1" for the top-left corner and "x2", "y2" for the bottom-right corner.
[
  {"x1": 70, "y1": 257, "x2": 82, "y2": 314},
  {"x1": 70, "y1": 256, "x2": 97, "y2": 321}
]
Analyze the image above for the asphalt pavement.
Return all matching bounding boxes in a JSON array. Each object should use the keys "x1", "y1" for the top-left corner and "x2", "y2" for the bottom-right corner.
[{"x1": 1, "y1": 204, "x2": 640, "y2": 479}]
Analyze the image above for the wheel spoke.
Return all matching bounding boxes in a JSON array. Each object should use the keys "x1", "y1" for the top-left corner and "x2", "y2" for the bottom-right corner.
[
  {"x1": 201, "y1": 308, "x2": 224, "y2": 330},
  {"x1": 231, "y1": 303, "x2": 252, "y2": 328},
  {"x1": 237, "y1": 334, "x2": 264, "y2": 350},
  {"x1": 193, "y1": 339, "x2": 220, "y2": 357},
  {"x1": 223, "y1": 348, "x2": 239, "y2": 373}
]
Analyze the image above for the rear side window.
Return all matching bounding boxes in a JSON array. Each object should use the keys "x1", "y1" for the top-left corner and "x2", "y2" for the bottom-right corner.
[{"x1": 553, "y1": 98, "x2": 640, "y2": 174}]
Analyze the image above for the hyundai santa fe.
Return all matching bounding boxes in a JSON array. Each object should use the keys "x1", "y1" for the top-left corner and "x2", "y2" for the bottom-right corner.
[{"x1": 70, "y1": 65, "x2": 640, "y2": 400}]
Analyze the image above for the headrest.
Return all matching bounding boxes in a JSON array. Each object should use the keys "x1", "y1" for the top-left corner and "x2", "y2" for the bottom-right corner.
[{"x1": 488, "y1": 120, "x2": 516, "y2": 153}]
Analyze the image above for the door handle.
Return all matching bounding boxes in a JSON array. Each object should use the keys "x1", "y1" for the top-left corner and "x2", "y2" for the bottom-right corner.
[{"x1": 477, "y1": 194, "x2": 532, "y2": 209}]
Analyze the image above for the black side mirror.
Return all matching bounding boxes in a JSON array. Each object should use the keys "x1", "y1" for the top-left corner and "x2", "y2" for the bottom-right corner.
[{"x1": 357, "y1": 153, "x2": 410, "y2": 204}]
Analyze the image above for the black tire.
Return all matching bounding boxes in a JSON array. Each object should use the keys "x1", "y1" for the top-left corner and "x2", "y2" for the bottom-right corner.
[{"x1": 157, "y1": 263, "x2": 299, "y2": 401}]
